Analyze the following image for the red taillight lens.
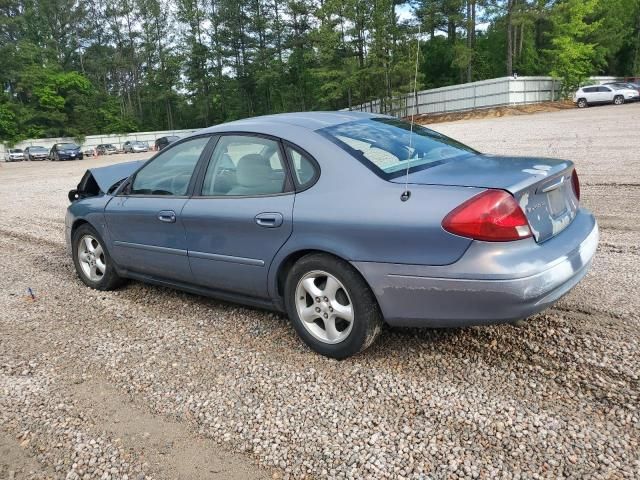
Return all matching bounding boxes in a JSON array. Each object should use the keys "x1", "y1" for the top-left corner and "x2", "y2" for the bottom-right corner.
[
  {"x1": 442, "y1": 189, "x2": 532, "y2": 242},
  {"x1": 571, "y1": 169, "x2": 580, "y2": 200}
]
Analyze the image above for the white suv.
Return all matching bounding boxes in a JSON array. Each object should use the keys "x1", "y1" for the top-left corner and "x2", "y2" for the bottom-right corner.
[{"x1": 574, "y1": 84, "x2": 639, "y2": 108}]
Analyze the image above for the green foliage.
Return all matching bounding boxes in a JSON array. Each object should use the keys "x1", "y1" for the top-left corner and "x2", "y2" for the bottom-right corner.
[
  {"x1": 0, "y1": 0, "x2": 639, "y2": 143},
  {"x1": 546, "y1": 0, "x2": 603, "y2": 96}
]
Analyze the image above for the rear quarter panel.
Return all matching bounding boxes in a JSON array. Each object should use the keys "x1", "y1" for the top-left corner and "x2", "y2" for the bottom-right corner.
[{"x1": 265, "y1": 128, "x2": 483, "y2": 297}]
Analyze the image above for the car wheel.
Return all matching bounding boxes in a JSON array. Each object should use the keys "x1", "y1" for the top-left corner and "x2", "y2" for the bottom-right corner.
[
  {"x1": 72, "y1": 224, "x2": 123, "y2": 291},
  {"x1": 614, "y1": 95, "x2": 624, "y2": 105},
  {"x1": 284, "y1": 253, "x2": 383, "y2": 359},
  {"x1": 577, "y1": 98, "x2": 588, "y2": 108}
]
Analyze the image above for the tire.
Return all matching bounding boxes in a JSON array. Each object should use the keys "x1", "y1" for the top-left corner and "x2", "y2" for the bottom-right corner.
[
  {"x1": 614, "y1": 95, "x2": 624, "y2": 105},
  {"x1": 284, "y1": 253, "x2": 383, "y2": 359},
  {"x1": 577, "y1": 98, "x2": 588, "y2": 108},
  {"x1": 72, "y1": 224, "x2": 123, "y2": 291}
]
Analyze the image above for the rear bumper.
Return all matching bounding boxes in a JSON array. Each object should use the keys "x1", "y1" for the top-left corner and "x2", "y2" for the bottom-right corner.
[{"x1": 353, "y1": 208, "x2": 598, "y2": 327}]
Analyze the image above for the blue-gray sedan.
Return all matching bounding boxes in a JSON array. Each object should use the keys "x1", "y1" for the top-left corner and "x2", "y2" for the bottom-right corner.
[{"x1": 65, "y1": 112, "x2": 598, "y2": 358}]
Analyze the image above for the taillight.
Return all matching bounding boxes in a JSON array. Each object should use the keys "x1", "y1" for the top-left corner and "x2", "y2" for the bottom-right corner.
[
  {"x1": 571, "y1": 169, "x2": 580, "y2": 200},
  {"x1": 442, "y1": 190, "x2": 532, "y2": 242}
]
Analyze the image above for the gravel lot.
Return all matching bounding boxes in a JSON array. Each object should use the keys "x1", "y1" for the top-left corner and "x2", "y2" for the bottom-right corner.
[{"x1": 1, "y1": 105, "x2": 639, "y2": 479}]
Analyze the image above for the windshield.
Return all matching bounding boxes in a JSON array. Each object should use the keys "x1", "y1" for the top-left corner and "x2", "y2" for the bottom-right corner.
[
  {"x1": 9, "y1": 149, "x2": 23, "y2": 153},
  {"x1": 30, "y1": 146, "x2": 47, "y2": 152},
  {"x1": 133, "y1": 141, "x2": 147, "y2": 146},
  {"x1": 106, "y1": 144, "x2": 116, "y2": 148},
  {"x1": 319, "y1": 118, "x2": 477, "y2": 178},
  {"x1": 59, "y1": 143, "x2": 78, "y2": 149}
]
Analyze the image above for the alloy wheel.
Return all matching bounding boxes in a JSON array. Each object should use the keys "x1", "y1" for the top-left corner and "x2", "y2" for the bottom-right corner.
[
  {"x1": 77, "y1": 234, "x2": 106, "y2": 282},
  {"x1": 295, "y1": 270, "x2": 354, "y2": 344}
]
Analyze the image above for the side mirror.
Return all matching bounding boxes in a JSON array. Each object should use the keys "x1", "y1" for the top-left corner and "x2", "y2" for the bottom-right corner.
[{"x1": 68, "y1": 189, "x2": 79, "y2": 203}]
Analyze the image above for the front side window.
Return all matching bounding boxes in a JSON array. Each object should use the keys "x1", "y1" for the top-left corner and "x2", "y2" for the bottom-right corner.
[
  {"x1": 201, "y1": 135, "x2": 287, "y2": 196},
  {"x1": 319, "y1": 118, "x2": 477, "y2": 179},
  {"x1": 130, "y1": 136, "x2": 209, "y2": 196}
]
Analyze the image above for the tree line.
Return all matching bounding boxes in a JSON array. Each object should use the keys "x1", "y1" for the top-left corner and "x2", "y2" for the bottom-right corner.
[{"x1": 1, "y1": 0, "x2": 639, "y2": 144}]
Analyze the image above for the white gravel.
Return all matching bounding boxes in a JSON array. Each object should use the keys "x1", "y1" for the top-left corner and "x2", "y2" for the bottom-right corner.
[{"x1": 1, "y1": 105, "x2": 639, "y2": 479}]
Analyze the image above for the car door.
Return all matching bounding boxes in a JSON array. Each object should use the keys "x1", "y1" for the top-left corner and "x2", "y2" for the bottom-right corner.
[
  {"x1": 104, "y1": 135, "x2": 213, "y2": 283},
  {"x1": 597, "y1": 86, "x2": 614, "y2": 102},
  {"x1": 181, "y1": 134, "x2": 296, "y2": 298}
]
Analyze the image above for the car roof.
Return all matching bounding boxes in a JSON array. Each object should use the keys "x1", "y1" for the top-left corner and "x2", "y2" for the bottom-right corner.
[{"x1": 200, "y1": 111, "x2": 387, "y2": 134}]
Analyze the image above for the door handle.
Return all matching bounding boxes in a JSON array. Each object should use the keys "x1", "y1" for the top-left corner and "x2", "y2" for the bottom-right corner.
[
  {"x1": 255, "y1": 212, "x2": 283, "y2": 228},
  {"x1": 157, "y1": 210, "x2": 177, "y2": 223},
  {"x1": 540, "y1": 175, "x2": 566, "y2": 193}
]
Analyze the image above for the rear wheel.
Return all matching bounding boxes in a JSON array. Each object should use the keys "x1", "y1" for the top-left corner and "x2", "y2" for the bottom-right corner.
[
  {"x1": 72, "y1": 224, "x2": 123, "y2": 291},
  {"x1": 577, "y1": 98, "x2": 588, "y2": 108},
  {"x1": 284, "y1": 253, "x2": 383, "y2": 359},
  {"x1": 614, "y1": 95, "x2": 624, "y2": 105}
]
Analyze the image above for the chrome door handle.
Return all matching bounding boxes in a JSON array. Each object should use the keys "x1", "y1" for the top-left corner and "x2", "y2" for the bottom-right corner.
[
  {"x1": 157, "y1": 210, "x2": 176, "y2": 223},
  {"x1": 255, "y1": 212, "x2": 283, "y2": 228}
]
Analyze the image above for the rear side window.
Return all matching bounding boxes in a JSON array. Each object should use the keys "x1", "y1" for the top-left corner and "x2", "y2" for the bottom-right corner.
[
  {"x1": 131, "y1": 136, "x2": 209, "y2": 195},
  {"x1": 286, "y1": 145, "x2": 317, "y2": 188},
  {"x1": 201, "y1": 135, "x2": 287, "y2": 196}
]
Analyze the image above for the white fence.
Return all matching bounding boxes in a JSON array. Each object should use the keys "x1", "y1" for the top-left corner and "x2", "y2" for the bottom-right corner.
[
  {"x1": 344, "y1": 76, "x2": 619, "y2": 117},
  {"x1": 1, "y1": 128, "x2": 200, "y2": 156}
]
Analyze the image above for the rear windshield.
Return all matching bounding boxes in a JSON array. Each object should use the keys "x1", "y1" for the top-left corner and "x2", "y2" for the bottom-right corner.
[{"x1": 319, "y1": 118, "x2": 477, "y2": 178}]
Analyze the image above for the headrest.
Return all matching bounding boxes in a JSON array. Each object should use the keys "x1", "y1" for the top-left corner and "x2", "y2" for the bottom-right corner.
[{"x1": 236, "y1": 154, "x2": 272, "y2": 187}]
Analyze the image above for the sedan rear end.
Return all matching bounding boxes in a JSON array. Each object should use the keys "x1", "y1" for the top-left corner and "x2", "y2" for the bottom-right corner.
[{"x1": 320, "y1": 117, "x2": 597, "y2": 327}]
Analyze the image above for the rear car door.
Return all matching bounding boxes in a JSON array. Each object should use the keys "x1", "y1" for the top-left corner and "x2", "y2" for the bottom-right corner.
[
  {"x1": 104, "y1": 135, "x2": 213, "y2": 283},
  {"x1": 181, "y1": 134, "x2": 295, "y2": 298}
]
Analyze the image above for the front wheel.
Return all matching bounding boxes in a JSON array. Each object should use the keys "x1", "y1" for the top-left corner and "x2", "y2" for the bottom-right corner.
[
  {"x1": 72, "y1": 224, "x2": 123, "y2": 291},
  {"x1": 614, "y1": 95, "x2": 624, "y2": 105},
  {"x1": 284, "y1": 253, "x2": 383, "y2": 359}
]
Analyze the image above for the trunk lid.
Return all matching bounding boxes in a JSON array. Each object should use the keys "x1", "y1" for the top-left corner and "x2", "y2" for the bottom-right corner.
[{"x1": 390, "y1": 154, "x2": 579, "y2": 242}]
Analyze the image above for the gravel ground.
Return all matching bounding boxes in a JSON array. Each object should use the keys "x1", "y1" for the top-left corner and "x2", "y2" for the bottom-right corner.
[{"x1": 1, "y1": 105, "x2": 639, "y2": 479}]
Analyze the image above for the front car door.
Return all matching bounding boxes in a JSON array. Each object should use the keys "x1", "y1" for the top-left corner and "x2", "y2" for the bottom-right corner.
[
  {"x1": 181, "y1": 134, "x2": 296, "y2": 298},
  {"x1": 104, "y1": 135, "x2": 213, "y2": 283}
]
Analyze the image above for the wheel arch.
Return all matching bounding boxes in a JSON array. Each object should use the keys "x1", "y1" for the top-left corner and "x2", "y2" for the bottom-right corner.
[
  {"x1": 272, "y1": 248, "x2": 382, "y2": 316},
  {"x1": 71, "y1": 218, "x2": 90, "y2": 237}
]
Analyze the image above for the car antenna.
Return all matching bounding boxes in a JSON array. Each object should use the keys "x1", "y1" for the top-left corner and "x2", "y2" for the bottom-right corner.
[{"x1": 401, "y1": 24, "x2": 421, "y2": 203}]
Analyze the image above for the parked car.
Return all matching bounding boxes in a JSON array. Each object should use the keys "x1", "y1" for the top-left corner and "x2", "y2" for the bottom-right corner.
[
  {"x1": 65, "y1": 112, "x2": 598, "y2": 358},
  {"x1": 84, "y1": 148, "x2": 95, "y2": 157},
  {"x1": 96, "y1": 144, "x2": 118, "y2": 155},
  {"x1": 123, "y1": 141, "x2": 149, "y2": 153},
  {"x1": 50, "y1": 143, "x2": 83, "y2": 161},
  {"x1": 24, "y1": 146, "x2": 49, "y2": 161},
  {"x1": 603, "y1": 81, "x2": 640, "y2": 97},
  {"x1": 4, "y1": 148, "x2": 25, "y2": 162},
  {"x1": 154, "y1": 136, "x2": 180, "y2": 151},
  {"x1": 573, "y1": 84, "x2": 639, "y2": 107}
]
